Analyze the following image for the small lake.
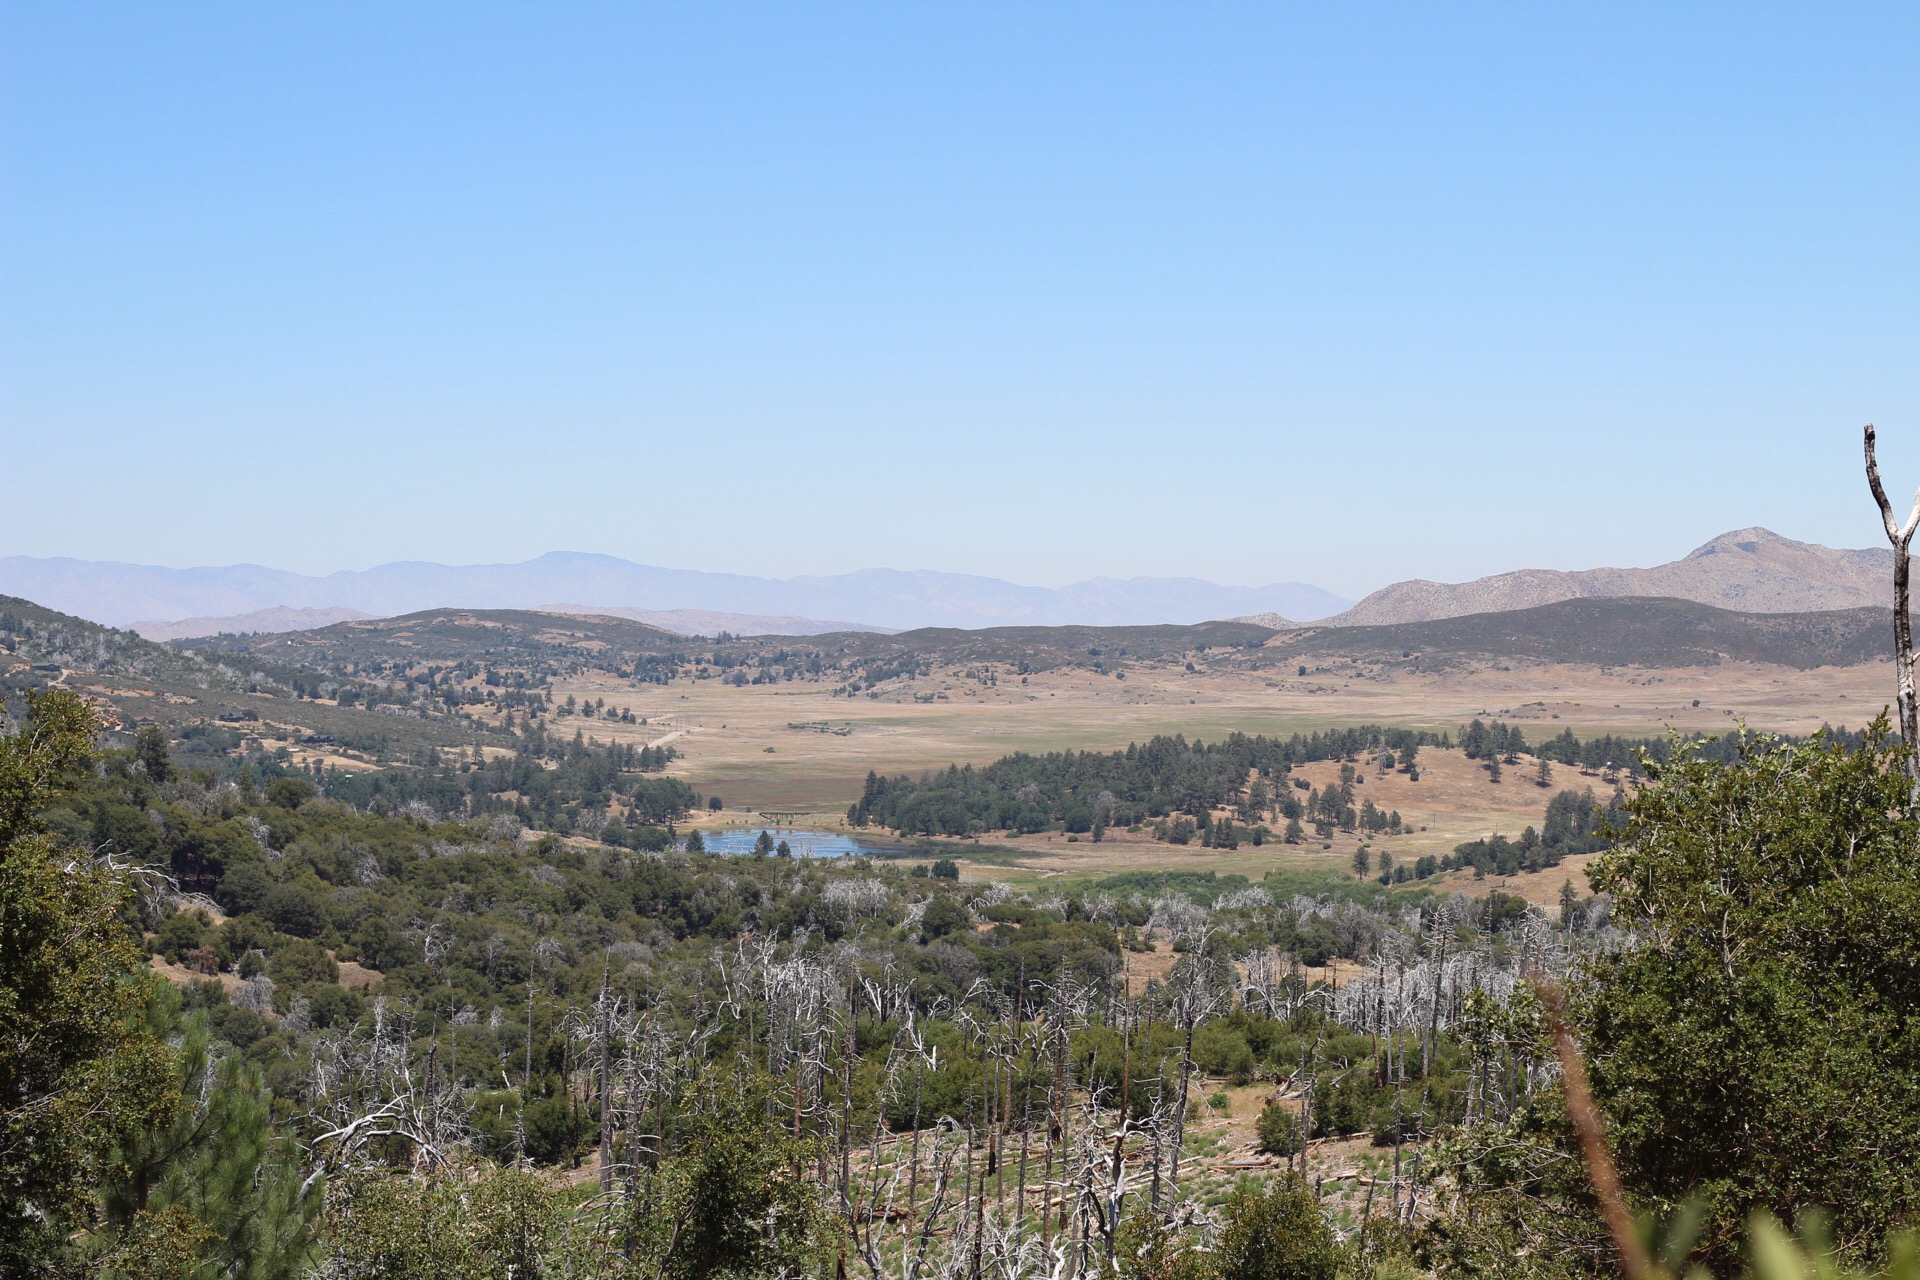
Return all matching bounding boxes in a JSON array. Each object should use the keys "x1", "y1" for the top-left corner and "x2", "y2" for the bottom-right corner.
[{"x1": 694, "y1": 827, "x2": 918, "y2": 860}]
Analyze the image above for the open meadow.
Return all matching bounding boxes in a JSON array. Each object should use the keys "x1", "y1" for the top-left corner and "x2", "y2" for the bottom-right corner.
[{"x1": 535, "y1": 648, "x2": 1892, "y2": 903}]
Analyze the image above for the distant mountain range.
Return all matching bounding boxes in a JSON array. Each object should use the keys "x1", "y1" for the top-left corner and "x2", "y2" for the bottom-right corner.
[
  {"x1": 1319, "y1": 528, "x2": 1890, "y2": 626},
  {"x1": 130, "y1": 606, "x2": 374, "y2": 642},
  {"x1": 6, "y1": 528, "x2": 1888, "y2": 640},
  {"x1": 0, "y1": 552, "x2": 1350, "y2": 633}
]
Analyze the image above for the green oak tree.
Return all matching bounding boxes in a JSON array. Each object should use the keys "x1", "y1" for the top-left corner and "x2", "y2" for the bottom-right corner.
[
  {"x1": 0, "y1": 691, "x2": 176, "y2": 1271},
  {"x1": 1583, "y1": 720, "x2": 1920, "y2": 1268}
]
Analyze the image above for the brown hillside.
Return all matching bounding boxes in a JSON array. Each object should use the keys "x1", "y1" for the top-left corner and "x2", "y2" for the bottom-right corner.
[{"x1": 1327, "y1": 528, "x2": 1890, "y2": 626}]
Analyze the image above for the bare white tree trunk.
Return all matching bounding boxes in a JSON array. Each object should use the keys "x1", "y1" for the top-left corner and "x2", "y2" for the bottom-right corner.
[
  {"x1": 1866, "y1": 422, "x2": 1920, "y2": 804},
  {"x1": 1163, "y1": 928, "x2": 1227, "y2": 1204}
]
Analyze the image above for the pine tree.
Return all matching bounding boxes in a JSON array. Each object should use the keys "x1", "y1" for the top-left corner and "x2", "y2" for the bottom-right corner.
[
  {"x1": 0, "y1": 692, "x2": 176, "y2": 1270},
  {"x1": 134, "y1": 722, "x2": 172, "y2": 783},
  {"x1": 94, "y1": 986, "x2": 317, "y2": 1277}
]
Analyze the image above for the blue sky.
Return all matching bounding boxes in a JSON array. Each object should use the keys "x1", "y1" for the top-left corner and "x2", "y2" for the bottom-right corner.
[{"x1": 3, "y1": 3, "x2": 1916, "y2": 598}]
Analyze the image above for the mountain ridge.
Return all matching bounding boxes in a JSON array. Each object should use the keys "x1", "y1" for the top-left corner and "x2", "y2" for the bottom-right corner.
[
  {"x1": 535, "y1": 605, "x2": 895, "y2": 637},
  {"x1": 1324, "y1": 528, "x2": 1890, "y2": 625},
  {"x1": 130, "y1": 605, "x2": 374, "y2": 641},
  {"x1": 1272, "y1": 595, "x2": 1891, "y2": 670}
]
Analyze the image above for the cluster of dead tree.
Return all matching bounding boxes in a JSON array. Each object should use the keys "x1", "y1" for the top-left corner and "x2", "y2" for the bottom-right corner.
[{"x1": 286, "y1": 879, "x2": 1604, "y2": 1276}]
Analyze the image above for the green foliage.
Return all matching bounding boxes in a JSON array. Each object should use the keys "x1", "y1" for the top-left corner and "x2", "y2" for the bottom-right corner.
[
  {"x1": 94, "y1": 1203, "x2": 216, "y2": 1280},
  {"x1": 1539, "y1": 788, "x2": 1615, "y2": 856},
  {"x1": 321, "y1": 1164, "x2": 559, "y2": 1280},
  {"x1": 1578, "y1": 720, "x2": 1920, "y2": 1268},
  {"x1": 1458, "y1": 717, "x2": 1528, "y2": 761},
  {"x1": 1095, "y1": 870, "x2": 1249, "y2": 901},
  {"x1": 1255, "y1": 1103, "x2": 1301, "y2": 1157},
  {"x1": 1117, "y1": 1210, "x2": 1215, "y2": 1280},
  {"x1": 321, "y1": 734, "x2": 695, "y2": 830},
  {"x1": 919, "y1": 893, "x2": 972, "y2": 940},
  {"x1": 0, "y1": 691, "x2": 177, "y2": 1270},
  {"x1": 621, "y1": 1083, "x2": 831, "y2": 1280},
  {"x1": 850, "y1": 728, "x2": 1446, "y2": 838},
  {"x1": 1442, "y1": 787, "x2": 1625, "y2": 879},
  {"x1": 91, "y1": 983, "x2": 316, "y2": 1278},
  {"x1": 1265, "y1": 596, "x2": 1891, "y2": 672},
  {"x1": 54, "y1": 658, "x2": 1914, "y2": 1279},
  {"x1": 1212, "y1": 1174, "x2": 1339, "y2": 1280},
  {"x1": 264, "y1": 776, "x2": 313, "y2": 810},
  {"x1": 134, "y1": 723, "x2": 173, "y2": 783}
]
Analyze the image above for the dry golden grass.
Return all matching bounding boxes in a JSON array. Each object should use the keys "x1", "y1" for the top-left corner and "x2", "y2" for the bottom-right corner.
[
  {"x1": 148, "y1": 954, "x2": 243, "y2": 994},
  {"x1": 536, "y1": 652, "x2": 1889, "y2": 886},
  {"x1": 337, "y1": 960, "x2": 385, "y2": 990},
  {"x1": 552, "y1": 657, "x2": 1888, "y2": 803}
]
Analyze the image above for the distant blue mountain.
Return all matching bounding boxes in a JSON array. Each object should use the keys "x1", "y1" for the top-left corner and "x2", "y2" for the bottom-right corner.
[{"x1": 0, "y1": 553, "x2": 1351, "y2": 632}]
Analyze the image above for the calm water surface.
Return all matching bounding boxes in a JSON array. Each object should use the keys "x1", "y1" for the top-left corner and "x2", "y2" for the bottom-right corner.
[{"x1": 694, "y1": 827, "x2": 916, "y2": 859}]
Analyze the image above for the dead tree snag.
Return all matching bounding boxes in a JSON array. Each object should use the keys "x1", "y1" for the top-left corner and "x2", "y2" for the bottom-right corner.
[{"x1": 1865, "y1": 422, "x2": 1920, "y2": 800}]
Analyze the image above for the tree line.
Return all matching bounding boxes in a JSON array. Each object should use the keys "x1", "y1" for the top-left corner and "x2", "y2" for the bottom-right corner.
[{"x1": 849, "y1": 727, "x2": 1449, "y2": 839}]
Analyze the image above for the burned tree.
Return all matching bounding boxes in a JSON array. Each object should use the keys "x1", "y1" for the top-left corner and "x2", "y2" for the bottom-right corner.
[{"x1": 1866, "y1": 421, "x2": 1920, "y2": 799}]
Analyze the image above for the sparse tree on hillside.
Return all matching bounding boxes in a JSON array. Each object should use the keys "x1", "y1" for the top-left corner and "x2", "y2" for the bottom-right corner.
[{"x1": 135, "y1": 722, "x2": 172, "y2": 782}]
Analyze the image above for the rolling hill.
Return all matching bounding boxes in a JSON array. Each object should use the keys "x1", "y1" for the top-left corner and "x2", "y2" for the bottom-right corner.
[
  {"x1": 188, "y1": 595, "x2": 1894, "y2": 680},
  {"x1": 534, "y1": 605, "x2": 894, "y2": 637},
  {"x1": 1270, "y1": 596, "x2": 1891, "y2": 671},
  {"x1": 0, "y1": 594, "x2": 245, "y2": 688},
  {"x1": 185, "y1": 607, "x2": 688, "y2": 671},
  {"x1": 0, "y1": 595, "x2": 539, "y2": 757},
  {"x1": 186, "y1": 607, "x2": 1277, "y2": 678}
]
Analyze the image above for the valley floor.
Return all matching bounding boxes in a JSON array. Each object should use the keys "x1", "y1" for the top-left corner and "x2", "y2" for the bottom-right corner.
[{"x1": 529, "y1": 653, "x2": 1888, "y2": 906}]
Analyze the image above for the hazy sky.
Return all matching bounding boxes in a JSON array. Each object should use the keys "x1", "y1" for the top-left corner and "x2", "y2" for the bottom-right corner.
[{"x1": 3, "y1": 4, "x2": 1916, "y2": 598}]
